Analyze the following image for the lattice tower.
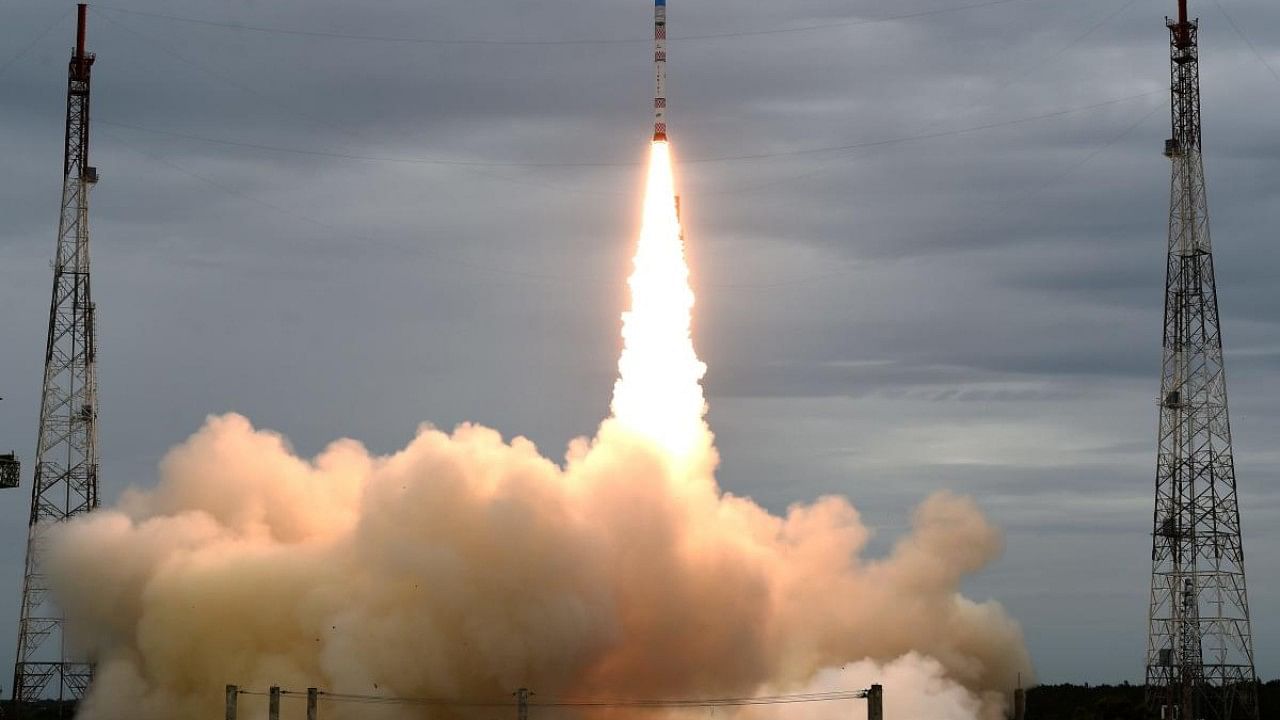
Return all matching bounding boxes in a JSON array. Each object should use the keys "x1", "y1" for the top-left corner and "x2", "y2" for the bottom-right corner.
[
  {"x1": 1144, "y1": 3, "x2": 1259, "y2": 719},
  {"x1": 12, "y1": 4, "x2": 100, "y2": 710}
]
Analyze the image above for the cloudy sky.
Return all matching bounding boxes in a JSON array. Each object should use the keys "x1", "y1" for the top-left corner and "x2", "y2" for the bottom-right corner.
[{"x1": 1, "y1": 0, "x2": 1279, "y2": 686}]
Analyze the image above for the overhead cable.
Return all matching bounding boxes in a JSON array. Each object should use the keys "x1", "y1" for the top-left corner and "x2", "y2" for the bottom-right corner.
[
  {"x1": 91, "y1": 0, "x2": 1043, "y2": 47},
  {"x1": 297, "y1": 689, "x2": 872, "y2": 709},
  {"x1": 97, "y1": 89, "x2": 1161, "y2": 171}
]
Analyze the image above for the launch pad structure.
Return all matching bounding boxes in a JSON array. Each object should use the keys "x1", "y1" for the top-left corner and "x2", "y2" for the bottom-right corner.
[
  {"x1": 0, "y1": 425, "x2": 17, "y2": 491},
  {"x1": 0, "y1": 454, "x2": 18, "y2": 491},
  {"x1": 1, "y1": 397, "x2": 20, "y2": 489},
  {"x1": 1143, "y1": 1, "x2": 1259, "y2": 719},
  {"x1": 11, "y1": 3, "x2": 101, "y2": 711}
]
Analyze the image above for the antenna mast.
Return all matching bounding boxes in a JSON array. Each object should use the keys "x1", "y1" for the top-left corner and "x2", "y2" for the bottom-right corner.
[
  {"x1": 12, "y1": 3, "x2": 100, "y2": 711},
  {"x1": 1144, "y1": 1, "x2": 1259, "y2": 718}
]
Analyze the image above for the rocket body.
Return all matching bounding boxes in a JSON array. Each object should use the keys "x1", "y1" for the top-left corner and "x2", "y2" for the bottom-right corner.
[{"x1": 653, "y1": 0, "x2": 667, "y2": 141}]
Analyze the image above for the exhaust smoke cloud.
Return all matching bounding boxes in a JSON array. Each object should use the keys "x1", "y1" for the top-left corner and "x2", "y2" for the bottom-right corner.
[{"x1": 46, "y1": 142, "x2": 1032, "y2": 720}]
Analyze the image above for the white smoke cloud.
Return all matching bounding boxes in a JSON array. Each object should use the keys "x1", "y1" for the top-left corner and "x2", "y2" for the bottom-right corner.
[
  {"x1": 47, "y1": 413, "x2": 1031, "y2": 720},
  {"x1": 747, "y1": 654, "x2": 1003, "y2": 720}
]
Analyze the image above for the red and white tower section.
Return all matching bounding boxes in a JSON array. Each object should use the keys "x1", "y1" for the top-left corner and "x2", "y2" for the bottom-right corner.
[{"x1": 653, "y1": 0, "x2": 668, "y2": 141}]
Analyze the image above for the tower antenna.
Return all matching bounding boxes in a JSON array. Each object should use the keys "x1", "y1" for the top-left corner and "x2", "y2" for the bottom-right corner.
[
  {"x1": 1144, "y1": 1, "x2": 1259, "y2": 719},
  {"x1": 12, "y1": 3, "x2": 100, "y2": 713}
]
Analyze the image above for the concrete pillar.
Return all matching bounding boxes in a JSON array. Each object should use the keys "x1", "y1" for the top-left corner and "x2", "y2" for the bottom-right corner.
[
  {"x1": 1013, "y1": 687, "x2": 1026, "y2": 720},
  {"x1": 225, "y1": 685, "x2": 238, "y2": 720},
  {"x1": 307, "y1": 687, "x2": 318, "y2": 720},
  {"x1": 269, "y1": 686, "x2": 281, "y2": 720},
  {"x1": 866, "y1": 684, "x2": 883, "y2": 720}
]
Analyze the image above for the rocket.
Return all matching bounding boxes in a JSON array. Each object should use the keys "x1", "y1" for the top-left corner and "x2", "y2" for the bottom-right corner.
[{"x1": 653, "y1": 0, "x2": 668, "y2": 142}]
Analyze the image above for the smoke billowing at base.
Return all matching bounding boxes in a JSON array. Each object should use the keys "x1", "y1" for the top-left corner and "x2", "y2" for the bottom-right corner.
[
  {"x1": 46, "y1": 144, "x2": 1032, "y2": 720},
  {"x1": 49, "y1": 415, "x2": 1029, "y2": 720}
]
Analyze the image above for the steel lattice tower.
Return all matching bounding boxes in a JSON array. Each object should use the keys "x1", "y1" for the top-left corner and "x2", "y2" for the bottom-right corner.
[
  {"x1": 1144, "y1": 2, "x2": 1259, "y2": 719},
  {"x1": 13, "y1": 4, "x2": 99, "y2": 709}
]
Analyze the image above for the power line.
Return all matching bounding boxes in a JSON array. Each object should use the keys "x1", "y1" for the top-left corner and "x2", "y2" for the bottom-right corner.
[
  {"x1": 686, "y1": 90, "x2": 1162, "y2": 163},
  {"x1": 0, "y1": 8, "x2": 73, "y2": 80},
  {"x1": 97, "y1": 127, "x2": 603, "y2": 286},
  {"x1": 94, "y1": 89, "x2": 1161, "y2": 290},
  {"x1": 991, "y1": 0, "x2": 1141, "y2": 91},
  {"x1": 86, "y1": 0, "x2": 1154, "y2": 171},
  {"x1": 1212, "y1": 0, "x2": 1280, "y2": 90},
  {"x1": 97, "y1": 89, "x2": 1160, "y2": 170},
  {"x1": 94, "y1": 5, "x2": 630, "y2": 196},
  {"x1": 94, "y1": 4, "x2": 615, "y2": 202},
  {"x1": 281, "y1": 689, "x2": 873, "y2": 709},
  {"x1": 101, "y1": 124, "x2": 855, "y2": 290},
  {"x1": 89, "y1": 7, "x2": 362, "y2": 142},
  {"x1": 688, "y1": 0, "x2": 1144, "y2": 199},
  {"x1": 91, "y1": 0, "x2": 1044, "y2": 47},
  {"x1": 1031, "y1": 99, "x2": 1163, "y2": 192},
  {"x1": 532, "y1": 691, "x2": 872, "y2": 708},
  {"x1": 85, "y1": 0, "x2": 1159, "y2": 292}
]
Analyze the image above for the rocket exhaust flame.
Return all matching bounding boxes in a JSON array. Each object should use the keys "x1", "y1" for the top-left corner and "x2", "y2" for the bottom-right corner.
[
  {"x1": 611, "y1": 141, "x2": 707, "y2": 461},
  {"x1": 612, "y1": 1, "x2": 702, "y2": 459}
]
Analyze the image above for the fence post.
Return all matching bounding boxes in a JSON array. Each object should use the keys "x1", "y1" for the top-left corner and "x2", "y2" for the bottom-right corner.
[
  {"x1": 516, "y1": 688, "x2": 531, "y2": 720},
  {"x1": 866, "y1": 684, "x2": 883, "y2": 720}
]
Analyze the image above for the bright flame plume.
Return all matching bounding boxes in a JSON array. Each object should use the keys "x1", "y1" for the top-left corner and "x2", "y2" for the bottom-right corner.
[{"x1": 611, "y1": 141, "x2": 707, "y2": 460}]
